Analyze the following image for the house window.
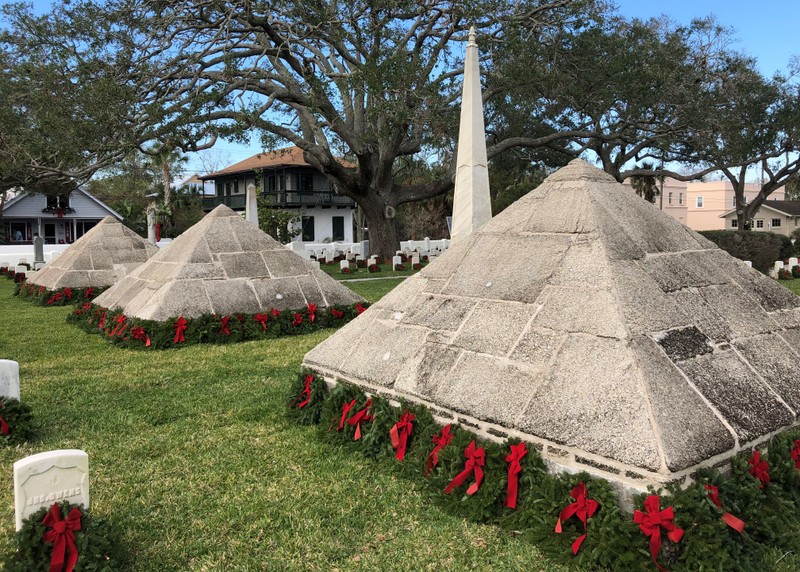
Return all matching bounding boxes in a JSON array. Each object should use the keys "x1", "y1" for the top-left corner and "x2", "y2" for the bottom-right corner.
[
  {"x1": 9, "y1": 222, "x2": 27, "y2": 242},
  {"x1": 679, "y1": 193, "x2": 683, "y2": 205},
  {"x1": 233, "y1": 179, "x2": 240, "y2": 194},
  {"x1": 731, "y1": 219, "x2": 738, "y2": 229},
  {"x1": 46, "y1": 194, "x2": 70, "y2": 210},
  {"x1": 755, "y1": 219, "x2": 764, "y2": 229},
  {"x1": 696, "y1": 196, "x2": 704, "y2": 208},
  {"x1": 301, "y1": 216, "x2": 315, "y2": 241},
  {"x1": 298, "y1": 174, "x2": 314, "y2": 191},
  {"x1": 332, "y1": 216, "x2": 345, "y2": 242},
  {"x1": 668, "y1": 192, "x2": 672, "y2": 205},
  {"x1": 772, "y1": 218, "x2": 781, "y2": 228},
  {"x1": 266, "y1": 175, "x2": 278, "y2": 192}
]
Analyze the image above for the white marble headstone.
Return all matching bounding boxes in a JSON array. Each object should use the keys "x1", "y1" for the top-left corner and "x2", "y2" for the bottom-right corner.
[
  {"x1": 14, "y1": 450, "x2": 90, "y2": 530},
  {"x1": 339, "y1": 260, "x2": 350, "y2": 271},
  {"x1": 0, "y1": 360, "x2": 20, "y2": 400},
  {"x1": 790, "y1": 257, "x2": 798, "y2": 267},
  {"x1": 392, "y1": 255, "x2": 402, "y2": 269}
]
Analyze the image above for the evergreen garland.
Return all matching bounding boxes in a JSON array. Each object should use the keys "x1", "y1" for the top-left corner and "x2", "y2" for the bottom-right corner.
[
  {"x1": 8, "y1": 501, "x2": 122, "y2": 572},
  {"x1": 286, "y1": 370, "x2": 329, "y2": 425},
  {"x1": 0, "y1": 398, "x2": 34, "y2": 445},
  {"x1": 290, "y1": 376, "x2": 800, "y2": 571},
  {"x1": 65, "y1": 301, "x2": 368, "y2": 349},
  {"x1": 14, "y1": 282, "x2": 104, "y2": 306}
]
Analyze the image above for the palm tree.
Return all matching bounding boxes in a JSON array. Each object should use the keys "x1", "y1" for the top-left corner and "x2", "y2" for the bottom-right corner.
[{"x1": 629, "y1": 162, "x2": 661, "y2": 204}]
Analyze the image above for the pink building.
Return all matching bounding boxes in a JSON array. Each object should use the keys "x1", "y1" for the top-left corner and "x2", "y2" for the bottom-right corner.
[{"x1": 624, "y1": 179, "x2": 785, "y2": 231}]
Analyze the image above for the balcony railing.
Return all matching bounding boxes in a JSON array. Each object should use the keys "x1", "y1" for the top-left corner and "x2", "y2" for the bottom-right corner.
[
  {"x1": 202, "y1": 190, "x2": 355, "y2": 211},
  {"x1": 201, "y1": 195, "x2": 247, "y2": 210},
  {"x1": 263, "y1": 191, "x2": 355, "y2": 208}
]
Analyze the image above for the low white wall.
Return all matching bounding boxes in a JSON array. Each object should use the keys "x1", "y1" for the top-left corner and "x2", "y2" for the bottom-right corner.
[{"x1": 0, "y1": 244, "x2": 71, "y2": 267}]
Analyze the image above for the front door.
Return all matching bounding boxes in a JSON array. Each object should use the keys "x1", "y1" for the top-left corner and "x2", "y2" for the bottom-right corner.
[{"x1": 44, "y1": 223, "x2": 56, "y2": 244}]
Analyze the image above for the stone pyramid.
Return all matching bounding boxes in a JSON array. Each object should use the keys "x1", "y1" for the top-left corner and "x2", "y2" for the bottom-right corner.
[
  {"x1": 93, "y1": 205, "x2": 363, "y2": 321},
  {"x1": 29, "y1": 216, "x2": 157, "y2": 290},
  {"x1": 304, "y1": 159, "x2": 800, "y2": 490}
]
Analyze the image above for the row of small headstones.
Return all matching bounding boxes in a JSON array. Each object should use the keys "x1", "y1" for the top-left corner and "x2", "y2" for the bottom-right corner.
[
  {"x1": 1, "y1": 360, "x2": 89, "y2": 531},
  {"x1": 773, "y1": 257, "x2": 799, "y2": 276},
  {"x1": 322, "y1": 248, "x2": 444, "y2": 272}
]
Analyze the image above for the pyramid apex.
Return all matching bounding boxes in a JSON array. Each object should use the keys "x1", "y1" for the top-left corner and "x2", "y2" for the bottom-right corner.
[
  {"x1": 207, "y1": 204, "x2": 240, "y2": 218},
  {"x1": 545, "y1": 159, "x2": 618, "y2": 184}
]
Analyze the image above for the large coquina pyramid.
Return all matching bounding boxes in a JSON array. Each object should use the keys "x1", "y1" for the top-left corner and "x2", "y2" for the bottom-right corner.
[
  {"x1": 304, "y1": 159, "x2": 800, "y2": 490},
  {"x1": 29, "y1": 216, "x2": 157, "y2": 290},
  {"x1": 93, "y1": 205, "x2": 363, "y2": 321}
]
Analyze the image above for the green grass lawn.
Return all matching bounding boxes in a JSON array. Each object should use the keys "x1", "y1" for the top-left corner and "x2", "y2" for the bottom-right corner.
[
  {"x1": 781, "y1": 278, "x2": 800, "y2": 296},
  {"x1": 0, "y1": 279, "x2": 567, "y2": 571},
  {"x1": 317, "y1": 261, "x2": 424, "y2": 280}
]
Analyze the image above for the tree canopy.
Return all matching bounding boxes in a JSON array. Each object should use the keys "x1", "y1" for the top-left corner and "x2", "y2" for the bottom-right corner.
[{"x1": 2, "y1": 0, "x2": 800, "y2": 252}]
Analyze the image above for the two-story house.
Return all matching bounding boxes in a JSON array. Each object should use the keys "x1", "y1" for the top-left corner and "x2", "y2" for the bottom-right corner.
[
  {"x1": 1, "y1": 188, "x2": 123, "y2": 244},
  {"x1": 199, "y1": 147, "x2": 357, "y2": 243}
]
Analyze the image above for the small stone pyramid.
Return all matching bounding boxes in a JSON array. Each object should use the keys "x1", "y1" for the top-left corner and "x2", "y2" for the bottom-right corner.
[
  {"x1": 29, "y1": 216, "x2": 157, "y2": 290},
  {"x1": 304, "y1": 159, "x2": 800, "y2": 490},
  {"x1": 94, "y1": 205, "x2": 363, "y2": 321}
]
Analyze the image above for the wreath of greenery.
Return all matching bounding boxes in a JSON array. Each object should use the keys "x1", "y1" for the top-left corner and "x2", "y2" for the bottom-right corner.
[
  {"x1": 8, "y1": 501, "x2": 122, "y2": 572},
  {"x1": 290, "y1": 377, "x2": 800, "y2": 571},
  {"x1": 0, "y1": 398, "x2": 34, "y2": 446},
  {"x1": 66, "y1": 302, "x2": 368, "y2": 349},
  {"x1": 14, "y1": 282, "x2": 105, "y2": 306}
]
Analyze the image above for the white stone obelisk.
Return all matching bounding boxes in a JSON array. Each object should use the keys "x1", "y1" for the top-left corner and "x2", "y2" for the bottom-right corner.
[
  {"x1": 450, "y1": 27, "x2": 491, "y2": 243},
  {"x1": 245, "y1": 183, "x2": 259, "y2": 226}
]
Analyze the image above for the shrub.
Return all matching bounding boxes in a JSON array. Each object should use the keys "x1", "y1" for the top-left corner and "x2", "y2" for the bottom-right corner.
[
  {"x1": 699, "y1": 230, "x2": 794, "y2": 274},
  {"x1": 793, "y1": 265, "x2": 800, "y2": 279}
]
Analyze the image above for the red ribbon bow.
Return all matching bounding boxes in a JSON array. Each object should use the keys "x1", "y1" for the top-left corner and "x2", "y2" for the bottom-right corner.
[
  {"x1": 42, "y1": 503, "x2": 82, "y2": 572},
  {"x1": 84, "y1": 287, "x2": 94, "y2": 299},
  {"x1": 355, "y1": 303, "x2": 367, "y2": 315},
  {"x1": 218, "y1": 315, "x2": 231, "y2": 336},
  {"x1": 426, "y1": 424, "x2": 453, "y2": 476},
  {"x1": 291, "y1": 374, "x2": 314, "y2": 409},
  {"x1": 792, "y1": 440, "x2": 800, "y2": 470},
  {"x1": 555, "y1": 482, "x2": 599, "y2": 554},
  {"x1": 504, "y1": 442, "x2": 528, "y2": 509},
  {"x1": 254, "y1": 313, "x2": 269, "y2": 331},
  {"x1": 97, "y1": 311, "x2": 106, "y2": 329},
  {"x1": 173, "y1": 316, "x2": 188, "y2": 343},
  {"x1": 38, "y1": 285, "x2": 45, "y2": 294},
  {"x1": 444, "y1": 440, "x2": 485, "y2": 496},
  {"x1": 130, "y1": 326, "x2": 151, "y2": 347},
  {"x1": 0, "y1": 402, "x2": 9, "y2": 435},
  {"x1": 704, "y1": 484, "x2": 745, "y2": 533},
  {"x1": 331, "y1": 308, "x2": 344, "y2": 319},
  {"x1": 634, "y1": 495, "x2": 684, "y2": 572},
  {"x1": 337, "y1": 399, "x2": 357, "y2": 431},
  {"x1": 346, "y1": 399, "x2": 374, "y2": 440},
  {"x1": 270, "y1": 308, "x2": 281, "y2": 319},
  {"x1": 389, "y1": 411, "x2": 415, "y2": 461},
  {"x1": 64, "y1": 288, "x2": 72, "y2": 299},
  {"x1": 109, "y1": 314, "x2": 127, "y2": 336},
  {"x1": 747, "y1": 451, "x2": 770, "y2": 488},
  {"x1": 307, "y1": 303, "x2": 317, "y2": 323},
  {"x1": 47, "y1": 292, "x2": 63, "y2": 305},
  {"x1": 291, "y1": 313, "x2": 303, "y2": 326}
]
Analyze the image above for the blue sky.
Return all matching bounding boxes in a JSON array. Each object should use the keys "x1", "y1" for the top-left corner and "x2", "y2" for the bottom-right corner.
[{"x1": 613, "y1": 0, "x2": 799, "y2": 76}]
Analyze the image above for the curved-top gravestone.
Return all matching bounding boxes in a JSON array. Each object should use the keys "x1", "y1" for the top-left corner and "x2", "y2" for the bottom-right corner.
[
  {"x1": 28, "y1": 217, "x2": 157, "y2": 290},
  {"x1": 303, "y1": 159, "x2": 800, "y2": 491},
  {"x1": 93, "y1": 205, "x2": 363, "y2": 321}
]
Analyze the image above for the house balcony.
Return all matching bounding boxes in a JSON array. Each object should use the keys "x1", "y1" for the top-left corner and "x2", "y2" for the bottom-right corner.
[
  {"x1": 203, "y1": 191, "x2": 356, "y2": 211},
  {"x1": 262, "y1": 190, "x2": 356, "y2": 208},
  {"x1": 201, "y1": 195, "x2": 247, "y2": 210}
]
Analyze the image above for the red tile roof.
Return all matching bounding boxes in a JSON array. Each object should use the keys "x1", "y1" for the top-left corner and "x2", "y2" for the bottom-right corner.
[{"x1": 200, "y1": 146, "x2": 349, "y2": 179}]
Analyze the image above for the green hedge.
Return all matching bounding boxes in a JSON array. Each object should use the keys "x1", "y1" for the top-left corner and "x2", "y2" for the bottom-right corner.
[{"x1": 699, "y1": 230, "x2": 795, "y2": 274}]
